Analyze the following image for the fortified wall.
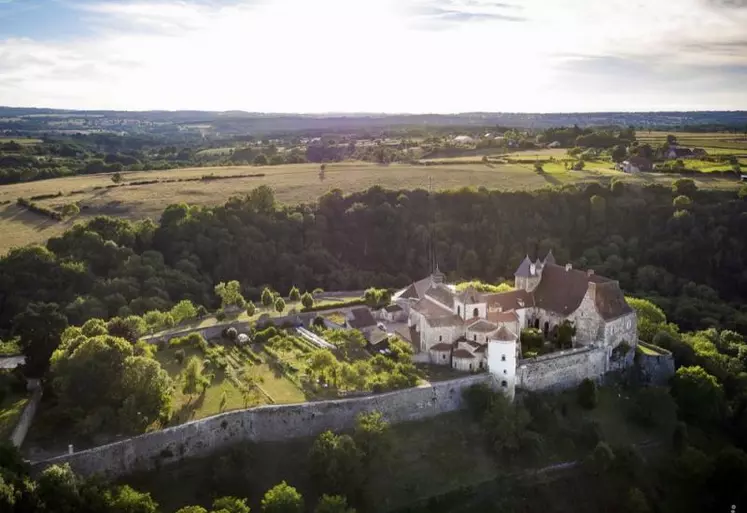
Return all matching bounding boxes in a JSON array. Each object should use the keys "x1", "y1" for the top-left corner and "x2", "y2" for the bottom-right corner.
[
  {"x1": 516, "y1": 345, "x2": 609, "y2": 391},
  {"x1": 636, "y1": 342, "x2": 675, "y2": 385},
  {"x1": 32, "y1": 374, "x2": 493, "y2": 479}
]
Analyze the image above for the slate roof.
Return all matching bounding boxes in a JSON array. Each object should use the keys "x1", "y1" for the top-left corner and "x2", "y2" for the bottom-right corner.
[
  {"x1": 452, "y1": 349, "x2": 475, "y2": 359},
  {"x1": 544, "y1": 250, "x2": 556, "y2": 265},
  {"x1": 347, "y1": 307, "x2": 376, "y2": 329},
  {"x1": 398, "y1": 275, "x2": 434, "y2": 300},
  {"x1": 458, "y1": 285, "x2": 481, "y2": 304},
  {"x1": 493, "y1": 325, "x2": 518, "y2": 341},
  {"x1": 384, "y1": 304, "x2": 403, "y2": 313},
  {"x1": 425, "y1": 284, "x2": 456, "y2": 308},
  {"x1": 366, "y1": 328, "x2": 390, "y2": 348},
  {"x1": 467, "y1": 319, "x2": 498, "y2": 333},
  {"x1": 514, "y1": 255, "x2": 533, "y2": 277},
  {"x1": 430, "y1": 343, "x2": 453, "y2": 351},
  {"x1": 411, "y1": 297, "x2": 453, "y2": 317}
]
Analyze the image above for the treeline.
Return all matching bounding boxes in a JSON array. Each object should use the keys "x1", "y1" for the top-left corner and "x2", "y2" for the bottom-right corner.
[{"x1": 0, "y1": 181, "x2": 746, "y2": 344}]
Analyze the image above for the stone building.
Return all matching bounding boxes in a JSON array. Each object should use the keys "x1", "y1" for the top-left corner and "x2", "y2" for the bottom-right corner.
[{"x1": 393, "y1": 251, "x2": 638, "y2": 396}]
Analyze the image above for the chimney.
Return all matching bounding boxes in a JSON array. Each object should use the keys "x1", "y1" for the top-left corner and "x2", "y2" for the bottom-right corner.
[
  {"x1": 565, "y1": 263, "x2": 572, "y2": 271},
  {"x1": 587, "y1": 269, "x2": 594, "y2": 276}
]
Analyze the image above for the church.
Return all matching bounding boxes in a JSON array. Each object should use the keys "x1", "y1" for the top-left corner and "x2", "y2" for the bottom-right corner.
[{"x1": 393, "y1": 251, "x2": 638, "y2": 394}]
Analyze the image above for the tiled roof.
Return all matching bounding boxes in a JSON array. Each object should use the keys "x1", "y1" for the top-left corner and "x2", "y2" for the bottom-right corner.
[
  {"x1": 425, "y1": 284, "x2": 455, "y2": 308},
  {"x1": 493, "y1": 325, "x2": 518, "y2": 341},
  {"x1": 399, "y1": 275, "x2": 434, "y2": 300},
  {"x1": 430, "y1": 343, "x2": 453, "y2": 351},
  {"x1": 398, "y1": 283, "x2": 419, "y2": 299},
  {"x1": 532, "y1": 263, "x2": 604, "y2": 316},
  {"x1": 514, "y1": 255, "x2": 533, "y2": 277},
  {"x1": 484, "y1": 289, "x2": 534, "y2": 311},
  {"x1": 467, "y1": 319, "x2": 498, "y2": 333},
  {"x1": 592, "y1": 281, "x2": 634, "y2": 320},
  {"x1": 488, "y1": 310, "x2": 519, "y2": 323},
  {"x1": 427, "y1": 315, "x2": 464, "y2": 327},
  {"x1": 452, "y1": 349, "x2": 475, "y2": 359},
  {"x1": 347, "y1": 307, "x2": 376, "y2": 329},
  {"x1": 411, "y1": 297, "x2": 452, "y2": 317}
]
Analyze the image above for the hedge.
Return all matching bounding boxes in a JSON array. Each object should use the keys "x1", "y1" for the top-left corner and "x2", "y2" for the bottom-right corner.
[
  {"x1": 16, "y1": 197, "x2": 62, "y2": 221},
  {"x1": 30, "y1": 192, "x2": 63, "y2": 201},
  {"x1": 301, "y1": 298, "x2": 367, "y2": 313}
]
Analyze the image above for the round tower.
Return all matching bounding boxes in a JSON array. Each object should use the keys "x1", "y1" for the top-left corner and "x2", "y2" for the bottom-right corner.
[{"x1": 488, "y1": 326, "x2": 518, "y2": 400}]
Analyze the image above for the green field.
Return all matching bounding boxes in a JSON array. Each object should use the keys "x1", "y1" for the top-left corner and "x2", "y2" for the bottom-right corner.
[
  {"x1": 636, "y1": 130, "x2": 747, "y2": 152},
  {"x1": 0, "y1": 160, "x2": 742, "y2": 255},
  {"x1": 0, "y1": 137, "x2": 43, "y2": 145}
]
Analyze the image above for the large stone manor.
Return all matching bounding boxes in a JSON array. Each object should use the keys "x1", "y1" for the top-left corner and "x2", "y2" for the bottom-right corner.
[{"x1": 393, "y1": 251, "x2": 638, "y2": 395}]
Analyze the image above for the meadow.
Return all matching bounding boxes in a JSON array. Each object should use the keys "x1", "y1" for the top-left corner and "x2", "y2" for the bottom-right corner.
[
  {"x1": 636, "y1": 130, "x2": 747, "y2": 153},
  {"x1": 0, "y1": 159, "x2": 742, "y2": 254}
]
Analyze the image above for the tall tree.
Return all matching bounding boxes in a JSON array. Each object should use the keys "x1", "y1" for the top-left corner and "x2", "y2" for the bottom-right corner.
[{"x1": 13, "y1": 302, "x2": 68, "y2": 376}]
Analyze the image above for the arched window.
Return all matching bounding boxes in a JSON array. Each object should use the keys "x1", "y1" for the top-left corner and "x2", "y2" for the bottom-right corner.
[
  {"x1": 501, "y1": 380, "x2": 507, "y2": 388},
  {"x1": 439, "y1": 335, "x2": 442, "y2": 342},
  {"x1": 472, "y1": 307, "x2": 479, "y2": 318}
]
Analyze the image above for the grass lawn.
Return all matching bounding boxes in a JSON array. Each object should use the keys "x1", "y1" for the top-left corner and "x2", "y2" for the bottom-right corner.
[
  {"x1": 0, "y1": 394, "x2": 28, "y2": 440},
  {"x1": 0, "y1": 160, "x2": 741, "y2": 254},
  {"x1": 637, "y1": 344, "x2": 663, "y2": 356}
]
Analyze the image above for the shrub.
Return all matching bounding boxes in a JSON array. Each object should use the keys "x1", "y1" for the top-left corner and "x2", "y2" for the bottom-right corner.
[
  {"x1": 572, "y1": 160, "x2": 585, "y2": 171},
  {"x1": 289, "y1": 286, "x2": 300, "y2": 302},
  {"x1": 673, "y1": 195, "x2": 692, "y2": 208},
  {"x1": 577, "y1": 378, "x2": 598, "y2": 409},
  {"x1": 216, "y1": 311, "x2": 227, "y2": 321},
  {"x1": 254, "y1": 326, "x2": 279, "y2": 344},
  {"x1": 246, "y1": 302, "x2": 256, "y2": 316},
  {"x1": 533, "y1": 161, "x2": 544, "y2": 173},
  {"x1": 225, "y1": 327, "x2": 238, "y2": 340},
  {"x1": 175, "y1": 349, "x2": 185, "y2": 364}
]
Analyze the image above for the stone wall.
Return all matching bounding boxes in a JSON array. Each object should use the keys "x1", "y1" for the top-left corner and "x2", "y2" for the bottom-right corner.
[
  {"x1": 32, "y1": 374, "x2": 494, "y2": 480},
  {"x1": 637, "y1": 342, "x2": 675, "y2": 385},
  {"x1": 517, "y1": 345, "x2": 608, "y2": 391},
  {"x1": 570, "y1": 291, "x2": 604, "y2": 344},
  {"x1": 603, "y1": 313, "x2": 638, "y2": 348}
]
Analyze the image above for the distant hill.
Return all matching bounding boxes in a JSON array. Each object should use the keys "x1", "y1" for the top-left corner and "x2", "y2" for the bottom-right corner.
[{"x1": 1, "y1": 107, "x2": 746, "y2": 134}]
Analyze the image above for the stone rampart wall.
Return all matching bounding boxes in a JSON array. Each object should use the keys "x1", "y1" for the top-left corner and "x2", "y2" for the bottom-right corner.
[
  {"x1": 11, "y1": 387, "x2": 42, "y2": 448},
  {"x1": 637, "y1": 342, "x2": 675, "y2": 385},
  {"x1": 32, "y1": 374, "x2": 494, "y2": 480},
  {"x1": 517, "y1": 345, "x2": 608, "y2": 391}
]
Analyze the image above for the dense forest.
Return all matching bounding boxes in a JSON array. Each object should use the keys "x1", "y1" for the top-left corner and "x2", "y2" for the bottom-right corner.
[{"x1": 1, "y1": 180, "x2": 745, "y2": 341}]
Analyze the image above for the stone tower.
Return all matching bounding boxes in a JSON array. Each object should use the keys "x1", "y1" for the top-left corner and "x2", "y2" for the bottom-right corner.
[
  {"x1": 488, "y1": 326, "x2": 518, "y2": 400},
  {"x1": 514, "y1": 255, "x2": 542, "y2": 292}
]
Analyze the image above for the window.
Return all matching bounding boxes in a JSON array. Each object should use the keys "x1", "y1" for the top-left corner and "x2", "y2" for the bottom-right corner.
[
  {"x1": 503, "y1": 369, "x2": 507, "y2": 374},
  {"x1": 439, "y1": 335, "x2": 442, "y2": 342},
  {"x1": 473, "y1": 334, "x2": 477, "y2": 341},
  {"x1": 479, "y1": 361, "x2": 484, "y2": 369},
  {"x1": 442, "y1": 354, "x2": 446, "y2": 360},
  {"x1": 501, "y1": 380, "x2": 507, "y2": 387},
  {"x1": 501, "y1": 355, "x2": 506, "y2": 362},
  {"x1": 457, "y1": 306, "x2": 461, "y2": 317},
  {"x1": 469, "y1": 364, "x2": 473, "y2": 371},
  {"x1": 473, "y1": 307, "x2": 479, "y2": 318}
]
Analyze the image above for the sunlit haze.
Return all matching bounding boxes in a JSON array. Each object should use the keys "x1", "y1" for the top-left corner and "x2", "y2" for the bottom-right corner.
[{"x1": 1, "y1": 0, "x2": 747, "y2": 112}]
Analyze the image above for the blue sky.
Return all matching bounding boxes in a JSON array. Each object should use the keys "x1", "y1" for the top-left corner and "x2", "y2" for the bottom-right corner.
[{"x1": 1, "y1": 0, "x2": 747, "y2": 112}]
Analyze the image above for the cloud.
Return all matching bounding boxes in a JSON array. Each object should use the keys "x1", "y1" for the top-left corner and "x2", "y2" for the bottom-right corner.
[{"x1": 406, "y1": 0, "x2": 525, "y2": 29}]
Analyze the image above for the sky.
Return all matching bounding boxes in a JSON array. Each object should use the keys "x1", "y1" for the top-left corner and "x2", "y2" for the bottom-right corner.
[{"x1": 1, "y1": 0, "x2": 747, "y2": 113}]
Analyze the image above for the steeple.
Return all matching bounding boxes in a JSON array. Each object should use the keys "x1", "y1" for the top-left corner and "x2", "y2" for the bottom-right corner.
[
  {"x1": 432, "y1": 263, "x2": 445, "y2": 284},
  {"x1": 514, "y1": 255, "x2": 533, "y2": 277}
]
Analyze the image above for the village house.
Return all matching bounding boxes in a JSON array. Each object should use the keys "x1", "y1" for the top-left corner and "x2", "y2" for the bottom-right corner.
[
  {"x1": 393, "y1": 252, "x2": 638, "y2": 394},
  {"x1": 617, "y1": 156, "x2": 652, "y2": 173}
]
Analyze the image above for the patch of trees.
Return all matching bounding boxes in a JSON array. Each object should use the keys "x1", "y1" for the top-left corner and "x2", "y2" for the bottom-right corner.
[{"x1": 15, "y1": 197, "x2": 63, "y2": 221}]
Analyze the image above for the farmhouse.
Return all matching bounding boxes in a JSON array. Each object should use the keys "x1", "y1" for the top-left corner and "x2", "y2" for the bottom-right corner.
[
  {"x1": 394, "y1": 251, "x2": 638, "y2": 396},
  {"x1": 617, "y1": 156, "x2": 652, "y2": 173}
]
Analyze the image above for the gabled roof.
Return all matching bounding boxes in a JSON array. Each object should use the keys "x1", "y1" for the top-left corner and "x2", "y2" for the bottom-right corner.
[
  {"x1": 366, "y1": 328, "x2": 389, "y2": 347},
  {"x1": 514, "y1": 255, "x2": 533, "y2": 277},
  {"x1": 430, "y1": 342, "x2": 453, "y2": 351},
  {"x1": 347, "y1": 307, "x2": 376, "y2": 329},
  {"x1": 399, "y1": 275, "x2": 435, "y2": 300},
  {"x1": 467, "y1": 319, "x2": 498, "y2": 333},
  {"x1": 452, "y1": 349, "x2": 475, "y2": 359},
  {"x1": 425, "y1": 284, "x2": 455, "y2": 309},
  {"x1": 532, "y1": 263, "x2": 608, "y2": 316},
  {"x1": 493, "y1": 325, "x2": 518, "y2": 341},
  {"x1": 427, "y1": 315, "x2": 464, "y2": 327},
  {"x1": 484, "y1": 289, "x2": 534, "y2": 312},
  {"x1": 488, "y1": 310, "x2": 519, "y2": 323}
]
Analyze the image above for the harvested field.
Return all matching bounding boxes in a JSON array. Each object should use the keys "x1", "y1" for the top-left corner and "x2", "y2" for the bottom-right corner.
[{"x1": 0, "y1": 161, "x2": 742, "y2": 254}]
